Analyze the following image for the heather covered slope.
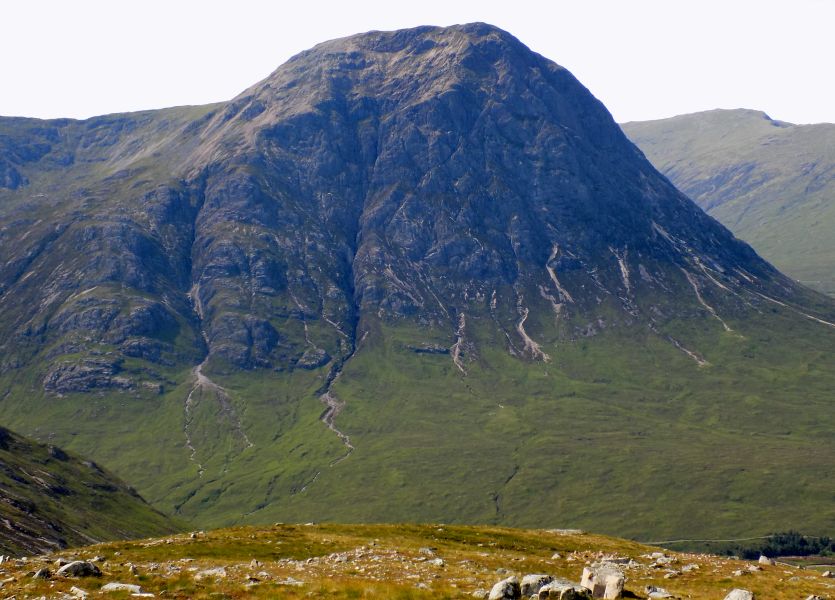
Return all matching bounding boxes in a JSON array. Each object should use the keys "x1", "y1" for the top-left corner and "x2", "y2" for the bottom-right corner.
[
  {"x1": 0, "y1": 426, "x2": 179, "y2": 556},
  {"x1": 0, "y1": 25, "x2": 834, "y2": 540},
  {"x1": 622, "y1": 109, "x2": 835, "y2": 296}
]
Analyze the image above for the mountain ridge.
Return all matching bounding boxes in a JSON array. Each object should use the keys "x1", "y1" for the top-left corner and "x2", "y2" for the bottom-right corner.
[{"x1": 622, "y1": 108, "x2": 835, "y2": 296}]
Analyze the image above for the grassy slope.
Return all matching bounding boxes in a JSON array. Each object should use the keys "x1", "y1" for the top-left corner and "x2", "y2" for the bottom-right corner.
[
  {"x1": 0, "y1": 426, "x2": 180, "y2": 556},
  {"x1": 622, "y1": 109, "x2": 835, "y2": 296},
  {"x1": 2, "y1": 292, "x2": 834, "y2": 543},
  {"x1": 0, "y1": 523, "x2": 832, "y2": 599}
]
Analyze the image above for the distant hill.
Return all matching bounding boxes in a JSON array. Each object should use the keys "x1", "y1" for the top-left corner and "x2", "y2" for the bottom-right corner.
[
  {"x1": 0, "y1": 426, "x2": 179, "y2": 556},
  {"x1": 623, "y1": 109, "x2": 835, "y2": 296}
]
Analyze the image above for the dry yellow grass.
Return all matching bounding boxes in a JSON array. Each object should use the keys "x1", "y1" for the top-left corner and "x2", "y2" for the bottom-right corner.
[{"x1": 1, "y1": 524, "x2": 832, "y2": 598}]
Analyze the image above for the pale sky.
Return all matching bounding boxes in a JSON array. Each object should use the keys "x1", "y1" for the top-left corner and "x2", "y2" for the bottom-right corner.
[{"x1": 2, "y1": 0, "x2": 834, "y2": 124}]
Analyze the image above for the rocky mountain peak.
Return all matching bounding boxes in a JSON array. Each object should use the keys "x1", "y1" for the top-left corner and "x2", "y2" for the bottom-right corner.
[
  {"x1": 0, "y1": 24, "x2": 826, "y2": 390},
  {"x1": 1, "y1": 24, "x2": 834, "y2": 539}
]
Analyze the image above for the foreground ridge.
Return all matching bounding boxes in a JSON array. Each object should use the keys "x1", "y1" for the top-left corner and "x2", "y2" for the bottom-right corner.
[{"x1": 0, "y1": 524, "x2": 831, "y2": 599}]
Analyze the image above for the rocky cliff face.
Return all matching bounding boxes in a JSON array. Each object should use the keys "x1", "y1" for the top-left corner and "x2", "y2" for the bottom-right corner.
[
  {"x1": 0, "y1": 24, "x2": 834, "y2": 538},
  {"x1": 0, "y1": 25, "x2": 824, "y2": 389}
]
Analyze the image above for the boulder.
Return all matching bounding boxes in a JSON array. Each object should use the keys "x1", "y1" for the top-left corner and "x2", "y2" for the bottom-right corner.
[
  {"x1": 757, "y1": 556, "x2": 775, "y2": 566},
  {"x1": 723, "y1": 590, "x2": 754, "y2": 600},
  {"x1": 56, "y1": 561, "x2": 102, "y2": 577},
  {"x1": 645, "y1": 585, "x2": 675, "y2": 599},
  {"x1": 489, "y1": 576, "x2": 521, "y2": 600},
  {"x1": 521, "y1": 574, "x2": 554, "y2": 596},
  {"x1": 33, "y1": 567, "x2": 51, "y2": 579},
  {"x1": 822, "y1": 570, "x2": 833, "y2": 577},
  {"x1": 580, "y1": 563, "x2": 624, "y2": 599},
  {"x1": 539, "y1": 579, "x2": 592, "y2": 599}
]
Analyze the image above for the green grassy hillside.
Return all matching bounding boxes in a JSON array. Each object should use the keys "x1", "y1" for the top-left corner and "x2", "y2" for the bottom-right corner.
[
  {"x1": 0, "y1": 426, "x2": 181, "y2": 556},
  {"x1": 623, "y1": 109, "x2": 835, "y2": 296},
  {"x1": 2, "y1": 301, "x2": 834, "y2": 542}
]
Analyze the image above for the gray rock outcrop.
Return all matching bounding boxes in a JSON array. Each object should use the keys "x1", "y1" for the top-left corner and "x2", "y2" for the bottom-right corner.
[
  {"x1": 56, "y1": 561, "x2": 102, "y2": 577},
  {"x1": 489, "y1": 576, "x2": 521, "y2": 600}
]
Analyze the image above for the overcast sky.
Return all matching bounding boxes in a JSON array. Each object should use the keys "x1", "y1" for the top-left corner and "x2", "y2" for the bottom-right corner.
[{"x1": 2, "y1": 0, "x2": 833, "y2": 124}]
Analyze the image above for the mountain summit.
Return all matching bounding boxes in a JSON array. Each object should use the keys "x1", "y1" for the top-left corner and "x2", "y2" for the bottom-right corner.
[{"x1": 0, "y1": 24, "x2": 833, "y2": 539}]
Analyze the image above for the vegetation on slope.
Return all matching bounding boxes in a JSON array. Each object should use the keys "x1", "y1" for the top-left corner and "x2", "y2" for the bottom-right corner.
[
  {"x1": 622, "y1": 109, "x2": 835, "y2": 296},
  {"x1": 0, "y1": 426, "x2": 181, "y2": 556}
]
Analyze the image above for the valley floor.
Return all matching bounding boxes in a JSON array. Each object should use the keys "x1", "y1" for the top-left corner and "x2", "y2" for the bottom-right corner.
[{"x1": 1, "y1": 524, "x2": 833, "y2": 599}]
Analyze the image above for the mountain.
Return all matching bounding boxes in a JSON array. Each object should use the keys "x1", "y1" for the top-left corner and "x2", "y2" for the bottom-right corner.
[
  {"x1": 0, "y1": 24, "x2": 834, "y2": 541},
  {"x1": 622, "y1": 109, "x2": 835, "y2": 296},
  {"x1": 0, "y1": 425, "x2": 178, "y2": 556}
]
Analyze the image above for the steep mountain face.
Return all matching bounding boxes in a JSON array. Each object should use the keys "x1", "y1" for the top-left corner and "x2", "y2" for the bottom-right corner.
[
  {"x1": 622, "y1": 109, "x2": 835, "y2": 296},
  {"x1": 0, "y1": 426, "x2": 178, "y2": 555},
  {"x1": 1, "y1": 24, "x2": 834, "y2": 540}
]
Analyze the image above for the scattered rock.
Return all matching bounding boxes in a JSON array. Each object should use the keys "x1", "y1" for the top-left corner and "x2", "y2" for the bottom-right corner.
[
  {"x1": 551, "y1": 553, "x2": 562, "y2": 560},
  {"x1": 473, "y1": 590, "x2": 490, "y2": 599},
  {"x1": 101, "y1": 582, "x2": 143, "y2": 593},
  {"x1": 69, "y1": 587, "x2": 89, "y2": 599},
  {"x1": 419, "y1": 547, "x2": 437, "y2": 556},
  {"x1": 430, "y1": 557, "x2": 445, "y2": 567},
  {"x1": 723, "y1": 590, "x2": 754, "y2": 600},
  {"x1": 250, "y1": 559, "x2": 262, "y2": 568},
  {"x1": 645, "y1": 585, "x2": 675, "y2": 599},
  {"x1": 32, "y1": 568, "x2": 51, "y2": 579},
  {"x1": 680, "y1": 563, "x2": 699, "y2": 572},
  {"x1": 56, "y1": 561, "x2": 102, "y2": 578},
  {"x1": 194, "y1": 567, "x2": 227, "y2": 580},
  {"x1": 521, "y1": 574, "x2": 553, "y2": 596},
  {"x1": 538, "y1": 579, "x2": 592, "y2": 599},
  {"x1": 489, "y1": 576, "x2": 521, "y2": 599}
]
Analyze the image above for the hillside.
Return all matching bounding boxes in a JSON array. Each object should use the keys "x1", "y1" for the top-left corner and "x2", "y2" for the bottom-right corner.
[
  {"x1": 0, "y1": 523, "x2": 831, "y2": 599},
  {"x1": 0, "y1": 24, "x2": 834, "y2": 541},
  {"x1": 622, "y1": 109, "x2": 835, "y2": 296},
  {"x1": 0, "y1": 426, "x2": 179, "y2": 556}
]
